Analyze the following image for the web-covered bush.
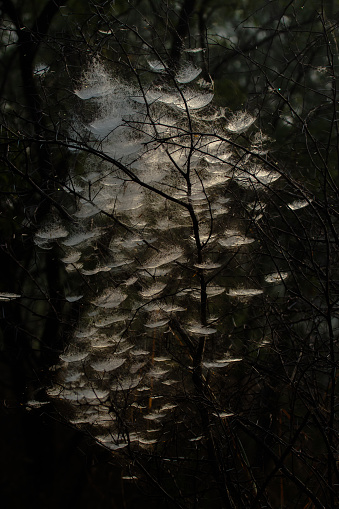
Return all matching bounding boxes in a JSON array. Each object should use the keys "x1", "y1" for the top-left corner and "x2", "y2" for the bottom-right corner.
[{"x1": 37, "y1": 53, "x2": 301, "y2": 502}]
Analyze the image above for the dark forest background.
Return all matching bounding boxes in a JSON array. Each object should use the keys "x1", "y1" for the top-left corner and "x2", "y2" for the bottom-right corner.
[{"x1": 1, "y1": 1, "x2": 339, "y2": 508}]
